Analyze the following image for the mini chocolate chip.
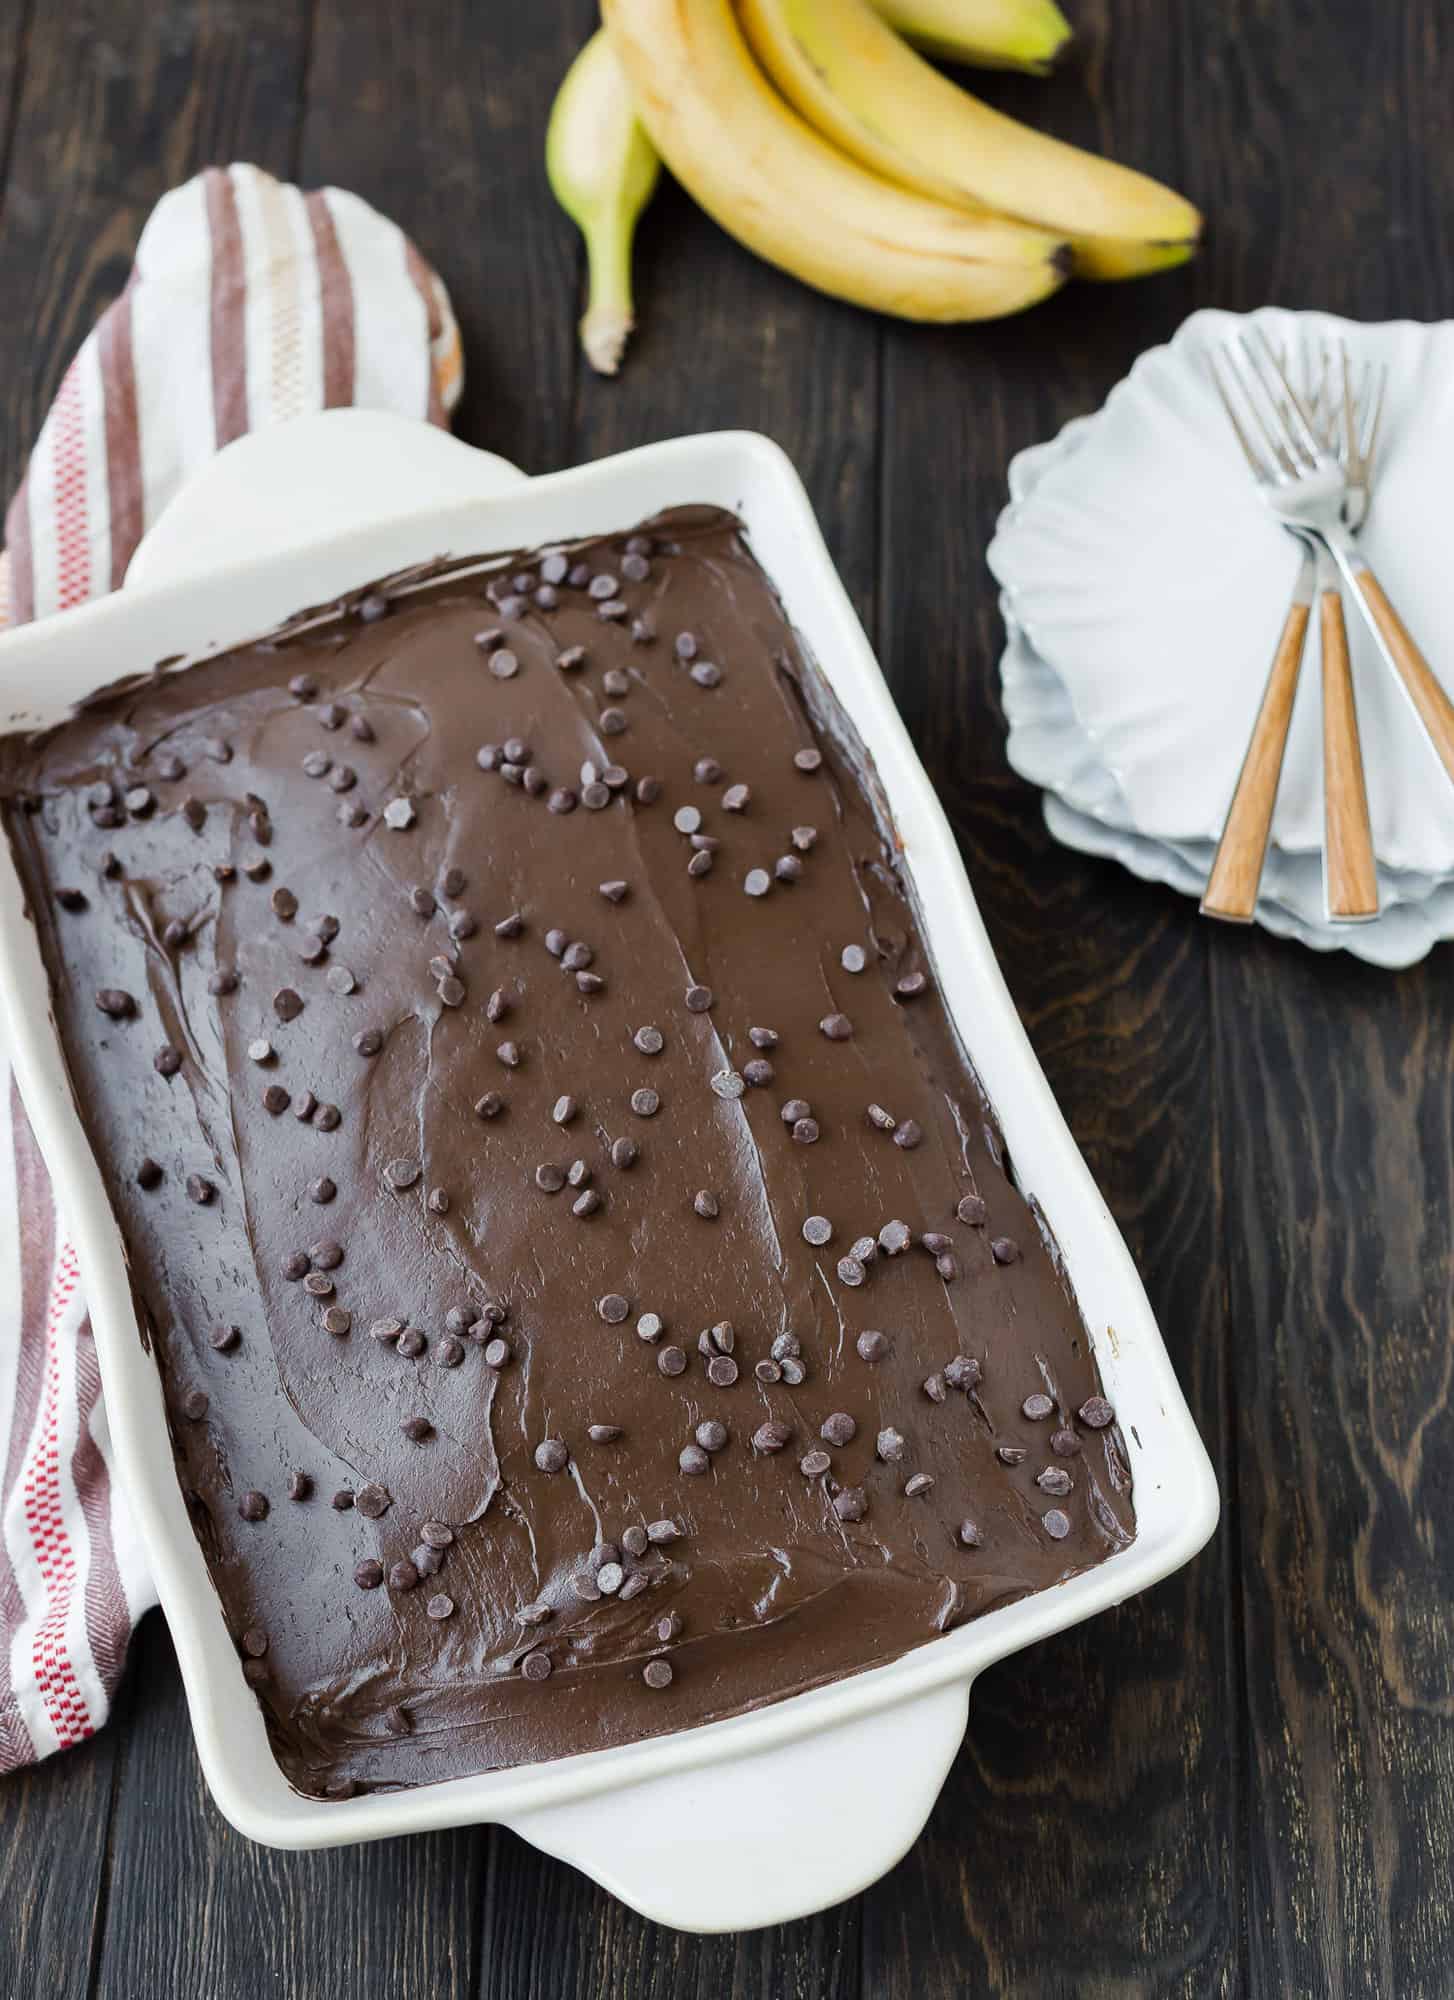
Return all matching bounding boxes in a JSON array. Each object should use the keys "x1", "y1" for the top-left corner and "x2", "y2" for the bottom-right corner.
[
  {"x1": 997, "y1": 1446, "x2": 1028, "y2": 1467},
  {"x1": 521, "y1": 1649, "x2": 552, "y2": 1681},
  {"x1": 333, "y1": 1489, "x2": 355, "y2": 1511},
  {"x1": 802, "y1": 1215, "x2": 833, "y2": 1246},
  {"x1": 354, "y1": 1027, "x2": 384, "y2": 1057},
  {"x1": 573, "y1": 1189, "x2": 601, "y2": 1217},
  {"x1": 186, "y1": 1174, "x2": 216, "y2": 1205},
  {"x1": 351, "y1": 713, "x2": 375, "y2": 742},
  {"x1": 819, "y1": 1012, "x2": 853, "y2": 1041},
  {"x1": 534, "y1": 1438, "x2": 569, "y2": 1474},
  {"x1": 684, "y1": 983, "x2": 714, "y2": 1012},
  {"x1": 833, "y1": 1487, "x2": 867, "y2": 1522},
  {"x1": 657, "y1": 1345, "x2": 687, "y2": 1377},
  {"x1": 389, "y1": 1561, "x2": 420, "y2": 1594},
  {"x1": 687, "y1": 850, "x2": 713, "y2": 879},
  {"x1": 856, "y1": 1329, "x2": 889, "y2": 1363},
  {"x1": 794, "y1": 746, "x2": 823, "y2": 772},
  {"x1": 631, "y1": 1087, "x2": 660, "y2": 1117},
  {"x1": 153, "y1": 1044, "x2": 183, "y2": 1078},
  {"x1": 992, "y1": 1236, "x2": 1021, "y2": 1265},
  {"x1": 288, "y1": 1470, "x2": 313, "y2": 1501},
  {"x1": 273, "y1": 988, "x2": 303, "y2": 1022},
  {"x1": 303, "y1": 1270, "x2": 334, "y2": 1297},
  {"x1": 402, "y1": 1416, "x2": 435, "y2": 1443},
  {"x1": 792, "y1": 1118, "x2": 821, "y2": 1146},
  {"x1": 743, "y1": 868, "x2": 772, "y2": 898},
  {"x1": 896, "y1": 971, "x2": 929, "y2": 999},
  {"x1": 821, "y1": 1412, "x2": 857, "y2": 1447},
  {"x1": 636, "y1": 1311, "x2": 664, "y2": 1342},
  {"x1": 1078, "y1": 1396, "x2": 1115, "y2": 1428},
  {"x1": 497, "y1": 1041, "x2": 521, "y2": 1067},
  {"x1": 535, "y1": 1163, "x2": 565, "y2": 1194},
  {"x1": 397, "y1": 1328, "x2": 426, "y2": 1357},
  {"x1": 922, "y1": 1372, "x2": 947, "y2": 1403},
  {"x1": 706, "y1": 1355, "x2": 738, "y2": 1387},
  {"x1": 752, "y1": 1421, "x2": 792, "y2": 1455},
  {"x1": 383, "y1": 797, "x2": 417, "y2": 830},
  {"x1": 484, "y1": 1337, "x2": 513, "y2": 1369},
  {"x1": 588, "y1": 1423, "x2": 623, "y2": 1444},
  {"x1": 1037, "y1": 1466, "x2": 1074, "y2": 1496},
  {"x1": 426, "y1": 1594, "x2": 455, "y2": 1620},
  {"x1": 836, "y1": 1256, "x2": 865, "y2": 1287},
  {"x1": 95, "y1": 988, "x2": 136, "y2": 1020},
  {"x1": 693, "y1": 1190, "x2": 719, "y2": 1219},
  {"x1": 309, "y1": 1177, "x2": 336, "y2": 1204},
  {"x1": 238, "y1": 1491, "x2": 269, "y2": 1522},
  {"x1": 1043, "y1": 1509, "x2": 1072, "y2": 1540},
  {"x1": 679, "y1": 1443, "x2": 711, "y2": 1476},
  {"x1": 893, "y1": 1120, "x2": 923, "y2": 1150},
  {"x1": 1023, "y1": 1393, "x2": 1056, "y2": 1421},
  {"x1": 182, "y1": 1389, "x2": 209, "y2": 1421},
  {"x1": 437, "y1": 1335, "x2": 464, "y2": 1367}
]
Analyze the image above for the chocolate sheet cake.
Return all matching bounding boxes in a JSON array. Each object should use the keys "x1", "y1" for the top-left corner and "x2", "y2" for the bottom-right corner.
[{"x1": 0, "y1": 506, "x2": 1132, "y2": 1796}]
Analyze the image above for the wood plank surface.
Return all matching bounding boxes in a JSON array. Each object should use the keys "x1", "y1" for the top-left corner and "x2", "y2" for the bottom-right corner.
[{"x1": 1, "y1": 0, "x2": 1453, "y2": 1995}]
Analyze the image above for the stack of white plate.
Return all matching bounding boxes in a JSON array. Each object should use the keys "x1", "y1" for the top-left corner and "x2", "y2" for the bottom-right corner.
[{"x1": 987, "y1": 306, "x2": 1454, "y2": 969}]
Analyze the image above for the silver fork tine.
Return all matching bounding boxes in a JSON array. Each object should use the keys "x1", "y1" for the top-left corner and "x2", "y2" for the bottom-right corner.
[
  {"x1": 1209, "y1": 351, "x2": 1271, "y2": 480},
  {"x1": 1361, "y1": 363, "x2": 1388, "y2": 467},
  {"x1": 1228, "y1": 339, "x2": 1300, "y2": 476},
  {"x1": 1244, "y1": 328, "x2": 1326, "y2": 466}
]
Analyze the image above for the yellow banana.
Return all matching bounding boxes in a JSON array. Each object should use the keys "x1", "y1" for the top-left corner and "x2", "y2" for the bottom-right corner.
[
  {"x1": 601, "y1": 0, "x2": 1068, "y2": 326},
  {"x1": 546, "y1": 27, "x2": 661, "y2": 374},
  {"x1": 739, "y1": 0, "x2": 1201, "y2": 281},
  {"x1": 869, "y1": 0, "x2": 1072, "y2": 72}
]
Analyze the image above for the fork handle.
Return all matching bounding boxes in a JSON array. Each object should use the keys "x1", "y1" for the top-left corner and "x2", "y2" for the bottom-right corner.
[
  {"x1": 1201, "y1": 584, "x2": 1310, "y2": 923},
  {"x1": 1319, "y1": 585, "x2": 1379, "y2": 921},
  {"x1": 1346, "y1": 566, "x2": 1454, "y2": 784}
]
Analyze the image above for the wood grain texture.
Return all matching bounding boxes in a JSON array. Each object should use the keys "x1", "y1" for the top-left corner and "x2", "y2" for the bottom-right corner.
[
  {"x1": 1319, "y1": 586, "x2": 1378, "y2": 923},
  {"x1": 1202, "y1": 593, "x2": 1309, "y2": 924},
  {"x1": 2, "y1": 0, "x2": 1454, "y2": 1995}
]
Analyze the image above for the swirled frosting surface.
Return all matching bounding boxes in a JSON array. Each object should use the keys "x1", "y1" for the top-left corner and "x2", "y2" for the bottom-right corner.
[{"x1": 0, "y1": 507, "x2": 1132, "y2": 1795}]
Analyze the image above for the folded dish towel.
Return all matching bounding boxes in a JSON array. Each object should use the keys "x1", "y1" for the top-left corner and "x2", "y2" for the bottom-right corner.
[{"x1": 0, "y1": 163, "x2": 462, "y2": 1771}]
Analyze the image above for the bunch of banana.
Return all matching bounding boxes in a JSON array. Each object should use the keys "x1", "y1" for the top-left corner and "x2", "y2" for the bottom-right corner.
[{"x1": 548, "y1": 0, "x2": 1201, "y2": 373}]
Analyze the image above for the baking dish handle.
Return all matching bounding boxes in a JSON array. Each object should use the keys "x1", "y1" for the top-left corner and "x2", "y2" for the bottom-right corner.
[
  {"x1": 506, "y1": 1678, "x2": 971, "y2": 1933},
  {"x1": 125, "y1": 406, "x2": 528, "y2": 592}
]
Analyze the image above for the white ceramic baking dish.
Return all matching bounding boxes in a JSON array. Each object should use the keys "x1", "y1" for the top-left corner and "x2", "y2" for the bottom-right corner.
[{"x1": 0, "y1": 412, "x2": 1217, "y2": 1933}]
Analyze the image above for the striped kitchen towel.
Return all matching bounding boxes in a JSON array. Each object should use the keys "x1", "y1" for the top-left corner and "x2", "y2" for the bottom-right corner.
[{"x1": 0, "y1": 162, "x2": 462, "y2": 1771}]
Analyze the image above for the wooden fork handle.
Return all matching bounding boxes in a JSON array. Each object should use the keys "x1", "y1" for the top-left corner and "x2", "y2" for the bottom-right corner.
[
  {"x1": 1201, "y1": 595, "x2": 1309, "y2": 923},
  {"x1": 1319, "y1": 587, "x2": 1379, "y2": 921},
  {"x1": 1349, "y1": 567, "x2": 1454, "y2": 785}
]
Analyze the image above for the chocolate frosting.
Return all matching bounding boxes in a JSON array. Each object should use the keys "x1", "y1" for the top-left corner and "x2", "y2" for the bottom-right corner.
[{"x1": 0, "y1": 507, "x2": 1132, "y2": 1797}]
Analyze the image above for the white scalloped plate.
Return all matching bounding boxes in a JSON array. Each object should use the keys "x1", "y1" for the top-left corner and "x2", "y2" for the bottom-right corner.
[
  {"x1": 988, "y1": 307, "x2": 1454, "y2": 878},
  {"x1": 1001, "y1": 611, "x2": 1454, "y2": 966}
]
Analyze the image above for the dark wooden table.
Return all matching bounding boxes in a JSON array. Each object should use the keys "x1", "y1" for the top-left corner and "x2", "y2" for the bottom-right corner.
[{"x1": 3, "y1": 2, "x2": 1452, "y2": 1993}]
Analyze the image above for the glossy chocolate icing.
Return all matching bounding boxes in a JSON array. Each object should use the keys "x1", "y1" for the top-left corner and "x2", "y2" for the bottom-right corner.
[{"x1": 0, "y1": 507, "x2": 1133, "y2": 1796}]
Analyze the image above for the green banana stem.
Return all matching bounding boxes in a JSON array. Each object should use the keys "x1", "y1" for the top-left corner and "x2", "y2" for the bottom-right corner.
[{"x1": 581, "y1": 215, "x2": 638, "y2": 377}]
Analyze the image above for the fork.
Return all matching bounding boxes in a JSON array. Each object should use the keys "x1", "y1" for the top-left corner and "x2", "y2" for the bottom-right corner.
[
  {"x1": 1231, "y1": 329, "x2": 1454, "y2": 790},
  {"x1": 1201, "y1": 338, "x2": 1379, "y2": 923}
]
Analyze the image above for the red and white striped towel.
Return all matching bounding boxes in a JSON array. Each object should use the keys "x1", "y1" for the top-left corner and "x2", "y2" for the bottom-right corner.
[{"x1": 0, "y1": 163, "x2": 462, "y2": 1771}]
